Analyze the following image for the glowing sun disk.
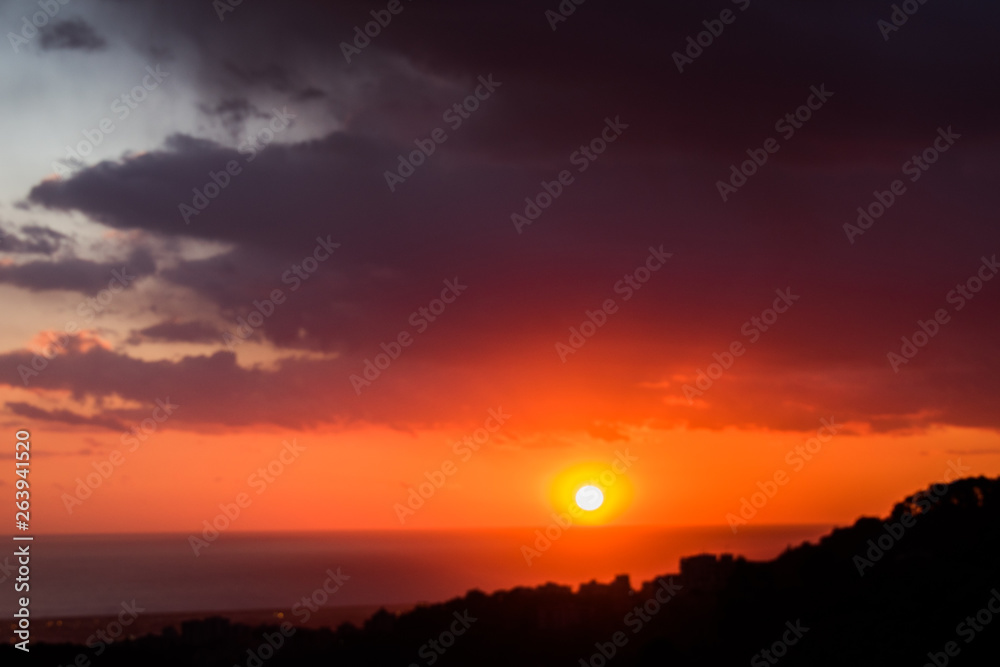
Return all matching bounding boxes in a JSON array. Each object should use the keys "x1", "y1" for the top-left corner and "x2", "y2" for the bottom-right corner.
[{"x1": 575, "y1": 485, "x2": 604, "y2": 511}]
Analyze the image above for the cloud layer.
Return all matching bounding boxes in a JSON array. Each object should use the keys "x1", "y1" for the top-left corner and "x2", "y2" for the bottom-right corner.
[{"x1": 3, "y1": 0, "x2": 1000, "y2": 436}]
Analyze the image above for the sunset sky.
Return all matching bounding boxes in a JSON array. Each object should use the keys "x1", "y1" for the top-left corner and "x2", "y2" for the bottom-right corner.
[{"x1": 1, "y1": 0, "x2": 998, "y2": 535}]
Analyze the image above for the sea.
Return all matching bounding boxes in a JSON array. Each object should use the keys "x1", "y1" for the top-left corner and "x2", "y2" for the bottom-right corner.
[{"x1": 10, "y1": 525, "x2": 832, "y2": 619}]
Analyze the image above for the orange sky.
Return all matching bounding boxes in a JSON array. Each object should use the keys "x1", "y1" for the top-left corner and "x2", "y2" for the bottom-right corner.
[
  {"x1": 23, "y1": 415, "x2": 1000, "y2": 534},
  {"x1": 2, "y1": 0, "x2": 999, "y2": 541}
]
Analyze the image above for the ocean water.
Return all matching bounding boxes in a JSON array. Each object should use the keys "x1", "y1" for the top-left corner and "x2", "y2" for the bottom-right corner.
[{"x1": 13, "y1": 525, "x2": 831, "y2": 618}]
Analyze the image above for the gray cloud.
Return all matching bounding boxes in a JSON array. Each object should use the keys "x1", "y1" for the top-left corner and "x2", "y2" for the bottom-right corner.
[
  {"x1": 129, "y1": 320, "x2": 221, "y2": 344},
  {"x1": 0, "y1": 248, "x2": 155, "y2": 294},
  {"x1": 39, "y1": 18, "x2": 106, "y2": 52},
  {"x1": 0, "y1": 224, "x2": 68, "y2": 255},
  {"x1": 6, "y1": 0, "x2": 1000, "y2": 435},
  {"x1": 6, "y1": 402, "x2": 124, "y2": 431}
]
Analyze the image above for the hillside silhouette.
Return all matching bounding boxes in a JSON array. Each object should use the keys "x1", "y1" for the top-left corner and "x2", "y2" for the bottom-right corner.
[{"x1": 8, "y1": 476, "x2": 1000, "y2": 665}]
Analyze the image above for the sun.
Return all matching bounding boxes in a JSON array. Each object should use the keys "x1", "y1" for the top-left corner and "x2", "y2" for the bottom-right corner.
[
  {"x1": 575, "y1": 485, "x2": 604, "y2": 511},
  {"x1": 548, "y1": 460, "x2": 634, "y2": 525}
]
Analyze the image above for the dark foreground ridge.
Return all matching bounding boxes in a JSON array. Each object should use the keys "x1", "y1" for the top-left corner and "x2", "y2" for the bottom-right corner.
[{"x1": 7, "y1": 476, "x2": 1000, "y2": 666}]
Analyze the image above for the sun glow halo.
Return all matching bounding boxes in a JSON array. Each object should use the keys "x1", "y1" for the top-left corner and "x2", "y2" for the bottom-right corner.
[{"x1": 548, "y1": 461, "x2": 634, "y2": 525}]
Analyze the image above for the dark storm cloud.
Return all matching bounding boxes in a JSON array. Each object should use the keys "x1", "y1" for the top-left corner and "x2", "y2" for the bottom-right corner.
[
  {"x1": 11, "y1": 0, "x2": 1000, "y2": 433},
  {"x1": 0, "y1": 248, "x2": 155, "y2": 293},
  {"x1": 223, "y1": 61, "x2": 296, "y2": 93},
  {"x1": 198, "y1": 98, "x2": 271, "y2": 125},
  {"x1": 294, "y1": 87, "x2": 327, "y2": 102},
  {"x1": 29, "y1": 132, "x2": 400, "y2": 250},
  {"x1": 81, "y1": 0, "x2": 1000, "y2": 160},
  {"x1": 129, "y1": 320, "x2": 221, "y2": 345},
  {"x1": 25, "y1": 120, "x2": 998, "y2": 353},
  {"x1": 377, "y1": 0, "x2": 1000, "y2": 157},
  {"x1": 39, "y1": 18, "x2": 107, "y2": 52},
  {"x1": 6, "y1": 402, "x2": 123, "y2": 431},
  {"x1": 154, "y1": 0, "x2": 1000, "y2": 156},
  {"x1": 0, "y1": 343, "x2": 482, "y2": 430},
  {"x1": 0, "y1": 224, "x2": 68, "y2": 255},
  {"x1": 0, "y1": 327, "x2": 998, "y2": 434}
]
